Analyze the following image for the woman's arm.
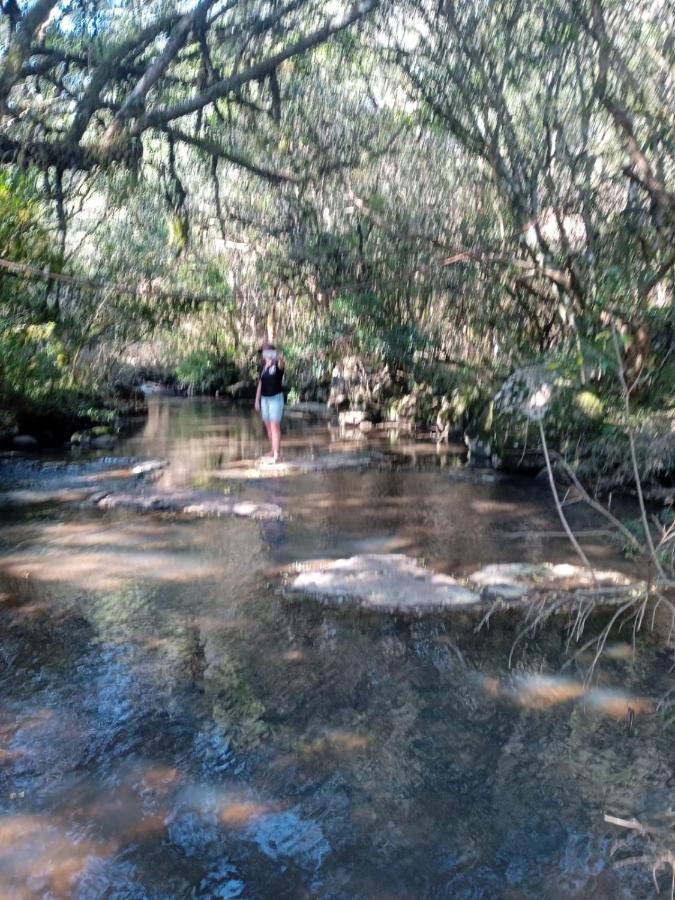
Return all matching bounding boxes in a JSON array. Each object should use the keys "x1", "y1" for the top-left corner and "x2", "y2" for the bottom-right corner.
[{"x1": 255, "y1": 377, "x2": 262, "y2": 412}]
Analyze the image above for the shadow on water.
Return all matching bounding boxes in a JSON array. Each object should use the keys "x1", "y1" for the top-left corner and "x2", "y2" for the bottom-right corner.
[{"x1": 0, "y1": 398, "x2": 672, "y2": 898}]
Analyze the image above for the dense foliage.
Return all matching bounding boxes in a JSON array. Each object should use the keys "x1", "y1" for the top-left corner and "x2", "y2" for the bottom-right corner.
[{"x1": 0, "y1": 0, "x2": 672, "y2": 459}]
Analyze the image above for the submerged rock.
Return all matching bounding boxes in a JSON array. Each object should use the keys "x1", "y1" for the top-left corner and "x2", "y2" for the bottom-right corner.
[
  {"x1": 96, "y1": 490, "x2": 282, "y2": 520},
  {"x1": 0, "y1": 454, "x2": 280, "y2": 520},
  {"x1": 91, "y1": 435, "x2": 116, "y2": 449},
  {"x1": 284, "y1": 555, "x2": 644, "y2": 615},
  {"x1": 12, "y1": 434, "x2": 39, "y2": 450}
]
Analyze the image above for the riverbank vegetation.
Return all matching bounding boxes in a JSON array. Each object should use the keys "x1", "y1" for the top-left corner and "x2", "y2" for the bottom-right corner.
[{"x1": 1, "y1": 1, "x2": 672, "y2": 492}]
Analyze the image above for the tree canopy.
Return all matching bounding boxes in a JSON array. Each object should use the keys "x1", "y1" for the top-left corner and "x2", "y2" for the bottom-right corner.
[{"x1": 0, "y1": 0, "x2": 673, "y2": 397}]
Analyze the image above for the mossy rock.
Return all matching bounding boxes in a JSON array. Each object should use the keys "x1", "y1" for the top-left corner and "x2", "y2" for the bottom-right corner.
[
  {"x1": 389, "y1": 383, "x2": 436, "y2": 424},
  {"x1": 422, "y1": 364, "x2": 498, "y2": 441}
]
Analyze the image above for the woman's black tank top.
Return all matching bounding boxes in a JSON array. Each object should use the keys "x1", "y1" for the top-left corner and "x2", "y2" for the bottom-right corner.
[{"x1": 260, "y1": 363, "x2": 284, "y2": 396}]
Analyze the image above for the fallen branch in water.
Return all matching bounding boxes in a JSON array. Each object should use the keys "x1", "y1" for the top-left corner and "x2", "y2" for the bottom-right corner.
[{"x1": 605, "y1": 811, "x2": 675, "y2": 898}]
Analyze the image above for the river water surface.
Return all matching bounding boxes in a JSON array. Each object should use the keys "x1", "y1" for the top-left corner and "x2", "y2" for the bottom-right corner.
[{"x1": 0, "y1": 399, "x2": 672, "y2": 898}]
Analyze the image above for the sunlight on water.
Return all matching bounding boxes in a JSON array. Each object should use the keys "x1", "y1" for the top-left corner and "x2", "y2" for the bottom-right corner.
[
  {"x1": 0, "y1": 400, "x2": 670, "y2": 897},
  {"x1": 508, "y1": 674, "x2": 587, "y2": 709}
]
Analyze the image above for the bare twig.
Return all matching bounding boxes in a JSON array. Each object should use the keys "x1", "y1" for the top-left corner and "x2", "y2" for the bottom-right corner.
[
  {"x1": 550, "y1": 451, "x2": 645, "y2": 555},
  {"x1": 538, "y1": 419, "x2": 597, "y2": 582},
  {"x1": 612, "y1": 326, "x2": 670, "y2": 584}
]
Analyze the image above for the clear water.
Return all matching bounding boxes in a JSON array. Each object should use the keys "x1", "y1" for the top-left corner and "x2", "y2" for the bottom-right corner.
[{"x1": 0, "y1": 398, "x2": 672, "y2": 898}]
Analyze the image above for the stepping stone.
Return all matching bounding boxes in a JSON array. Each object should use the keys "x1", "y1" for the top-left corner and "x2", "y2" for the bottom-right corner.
[
  {"x1": 0, "y1": 457, "x2": 169, "y2": 507},
  {"x1": 214, "y1": 452, "x2": 386, "y2": 480},
  {"x1": 283, "y1": 555, "x2": 645, "y2": 615},
  {"x1": 96, "y1": 490, "x2": 282, "y2": 520},
  {"x1": 467, "y1": 562, "x2": 642, "y2": 602},
  {"x1": 284, "y1": 554, "x2": 481, "y2": 613}
]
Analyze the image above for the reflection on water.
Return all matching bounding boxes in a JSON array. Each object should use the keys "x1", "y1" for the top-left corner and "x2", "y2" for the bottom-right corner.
[{"x1": 0, "y1": 398, "x2": 672, "y2": 898}]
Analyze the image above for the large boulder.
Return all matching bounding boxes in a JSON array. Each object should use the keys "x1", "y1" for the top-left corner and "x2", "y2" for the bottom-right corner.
[
  {"x1": 490, "y1": 365, "x2": 604, "y2": 474},
  {"x1": 437, "y1": 378, "x2": 493, "y2": 444},
  {"x1": 387, "y1": 382, "x2": 435, "y2": 426}
]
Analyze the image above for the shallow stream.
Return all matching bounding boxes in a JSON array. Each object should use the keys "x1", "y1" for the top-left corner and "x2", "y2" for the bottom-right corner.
[{"x1": 0, "y1": 398, "x2": 672, "y2": 898}]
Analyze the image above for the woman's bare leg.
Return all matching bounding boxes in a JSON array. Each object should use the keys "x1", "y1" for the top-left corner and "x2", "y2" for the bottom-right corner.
[
  {"x1": 270, "y1": 422, "x2": 282, "y2": 461},
  {"x1": 263, "y1": 419, "x2": 274, "y2": 456}
]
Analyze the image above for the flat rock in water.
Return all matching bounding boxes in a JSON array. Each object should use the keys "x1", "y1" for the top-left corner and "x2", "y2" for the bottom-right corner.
[
  {"x1": 214, "y1": 452, "x2": 385, "y2": 480},
  {"x1": 0, "y1": 487, "x2": 100, "y2": 506},
  {"x1": 130, "y1": 459, "x2": 169, "y2": 476},
  {"x1": 284, "y1": 554, "x2": 644, "y2": 614},
  {"x1": 285, "y1": 554, "x2": 481, "y2": 612},
  {"x1": 0, "y1": 457, "x2": 170, "y2": 507},
  {"x1": 467, "y1": 562, "x2": 643, "y2": 601},
  {"x1": 96, "y1": 490, "x2": 282, "y2": 520}
]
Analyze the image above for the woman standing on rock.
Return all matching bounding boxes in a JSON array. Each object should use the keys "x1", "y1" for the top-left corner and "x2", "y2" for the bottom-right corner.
[{"x1": 255, "y1": 340, "x2": 285, "y2": 462}]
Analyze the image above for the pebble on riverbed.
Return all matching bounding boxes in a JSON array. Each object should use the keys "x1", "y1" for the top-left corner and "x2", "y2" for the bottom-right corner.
[{"x1": 283, "y1": 554, "x2": 645, "y2": 615}]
